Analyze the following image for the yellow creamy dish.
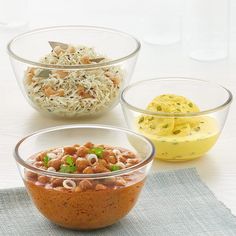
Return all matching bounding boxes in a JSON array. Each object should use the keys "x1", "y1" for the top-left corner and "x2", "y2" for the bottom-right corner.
[{"x1": 137, "y1": 94, "x2": 219, "y2": 161}]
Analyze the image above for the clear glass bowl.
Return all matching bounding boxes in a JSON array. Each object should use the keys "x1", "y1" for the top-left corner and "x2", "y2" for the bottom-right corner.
[
  {"x1": 14, "y1": 125, "x2": 154, "y2": 230},
  {"x1": 121, "y1": 77, "x2": 233, "y2": 162},
  {"x1": 7, "y1": 26, "x2": 140, "y2": 119}
]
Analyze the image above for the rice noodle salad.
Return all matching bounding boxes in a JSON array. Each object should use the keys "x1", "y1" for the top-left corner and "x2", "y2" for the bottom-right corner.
[{"x1": 24, "y1": 42, "x2": 123, "y2": 118}]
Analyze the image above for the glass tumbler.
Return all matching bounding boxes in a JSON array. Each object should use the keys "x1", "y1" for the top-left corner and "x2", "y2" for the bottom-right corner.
[
  {"x1": 183, "y1": 0, "x2": 229, "y2": 61},
  {"x1": 142, "y1": 0, "x2": 183, "y2": 45}
]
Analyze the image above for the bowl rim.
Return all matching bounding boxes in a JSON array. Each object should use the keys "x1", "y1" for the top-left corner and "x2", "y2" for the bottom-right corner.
[
  {"x1": 14, "y1": 124, "x2": 155, "y2": 179},
  {"x1": 121, "y1": 77, "x2": 233, "y2": 117},
  {"x1": 7, "y1": 25, "x2": 141, "y2": 70}
]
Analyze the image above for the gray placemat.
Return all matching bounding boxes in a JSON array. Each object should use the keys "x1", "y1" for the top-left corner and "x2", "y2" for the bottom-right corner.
[{"x1": 1, "y1": 168, "x2": 236, "y2": 236}]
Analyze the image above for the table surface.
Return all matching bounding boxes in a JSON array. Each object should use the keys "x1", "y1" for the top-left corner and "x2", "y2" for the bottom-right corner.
[{"x1": 0, "y1": 0, "x2": 236, "y2": 215}]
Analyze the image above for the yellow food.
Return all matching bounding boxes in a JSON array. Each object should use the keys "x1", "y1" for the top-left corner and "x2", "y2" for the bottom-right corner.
[
  {"x1": 137, "y1": 94, "x2": 219, "y2": 161},
  {"x1": 147, "y1": 94, "x2": 200, "y2": 114}
]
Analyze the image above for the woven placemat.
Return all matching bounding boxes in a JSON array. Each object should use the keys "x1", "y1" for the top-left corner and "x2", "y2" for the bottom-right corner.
[{"x1": 1, "y1": 168, "x2": 236, "y2": 236}]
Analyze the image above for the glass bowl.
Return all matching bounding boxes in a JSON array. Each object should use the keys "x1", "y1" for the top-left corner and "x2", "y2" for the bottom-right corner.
[
  {"x1": 7, "y1": 26, "x2": 140, "y2": 118},
  {"x1": 121, "y1": 77, "x2": 232, "y2": 162},
  {"x1": 14, "y1": 125, "x2": 154, "y2": 230}
]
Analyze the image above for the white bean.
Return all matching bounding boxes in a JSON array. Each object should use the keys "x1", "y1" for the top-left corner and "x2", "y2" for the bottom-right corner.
[{"x1": 63, "y1": 179, "x2": 76, "y2": 190}]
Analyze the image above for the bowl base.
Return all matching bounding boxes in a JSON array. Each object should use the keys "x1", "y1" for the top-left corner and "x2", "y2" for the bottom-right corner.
[{"x1": 156, "y1": 155, "x2": 203, "y2": 162}]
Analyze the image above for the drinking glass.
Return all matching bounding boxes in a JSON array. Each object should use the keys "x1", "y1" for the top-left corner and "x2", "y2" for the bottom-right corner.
[{"x1": 183, "y1": 0, "x2": 229, "y2": 61}]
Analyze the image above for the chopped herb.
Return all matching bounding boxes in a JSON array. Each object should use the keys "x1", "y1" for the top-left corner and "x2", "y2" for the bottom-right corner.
[
  {"x1": 66, "y1": 155, "x2": 74, "y2": 166},
  {"x1": 162, "y1": 124, "x2": 169, "y2": 128},
  {"x1": 188, "y1": 103, "x2": 193, "y2": 108},
  {"x1": 173, "y1": 130, "x2": 181, "y2": 135},
  {"x1": 138, "y1": 116, "x2": 144, "y2": 124},
  {"x1": 148, "y1": 116, "x2": 154, "y2": 121},
  {"x1": 194, "y1": 127, "x2": 201, "y2": 132},
  {"x1": 176, "y1": 102, "x2": 181, "y2": 105},
  {"x1": 156, "y1": 105, "x2": 162, "y2": 111},
  {"x1": 59, "y1": 165, "x2": 77, "y2": 173},
  {"x1": 89, "y1": 147, "x2": 104, "y2": 158},
  {"x1": 59, "y1": 155, "x2": 77, "y2": 173},
  {"x1": 110, "y1": 165, "x2": 121, "y2": 171},
  {"x1": 43, "y1": 155, "x2": 51, "y2": 167}
]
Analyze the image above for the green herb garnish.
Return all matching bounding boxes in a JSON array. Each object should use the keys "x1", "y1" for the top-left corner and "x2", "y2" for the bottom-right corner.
[
  {"x1": 156, "y1": 105, "x2": 162, "y2": 111},
  {"x1": 65, "y1": 155, "x2": 74, "y2": 166},
  {"x1": 148, "y1": 116, "x2": 154, "y2": 121},
  {"x1": 43, "y1": 155, "x2": 51, "y2": 167},
  {"x1": 89, "y1": 147, "x2": 104, "y2": 158},
  {"x1": 138, "y1": 116, "x2": 144, "y2": 124},
  {"x1": 110, "y1": 165, "x2": 121, "y2": 171},
  {"x1": 162, "y1": 124, "x2": 169, "y2": 128},
  {"x1": 59, "y1": 165, "x2": 77, "y2": 173},
  {"x1": 188, "y1": 103, "x2": 193, "y2": 108},
  {"x1": 59, "y1": 155, "x2": 77, "y2": 173},
  {"x1": 173, "y1": 130, "x2": 181, "y2": 135}
]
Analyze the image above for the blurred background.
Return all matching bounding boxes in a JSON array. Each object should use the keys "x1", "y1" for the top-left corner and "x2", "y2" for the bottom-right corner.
[{"x1": 1, "y1": 0, "x2": 236, "y2": 83}]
